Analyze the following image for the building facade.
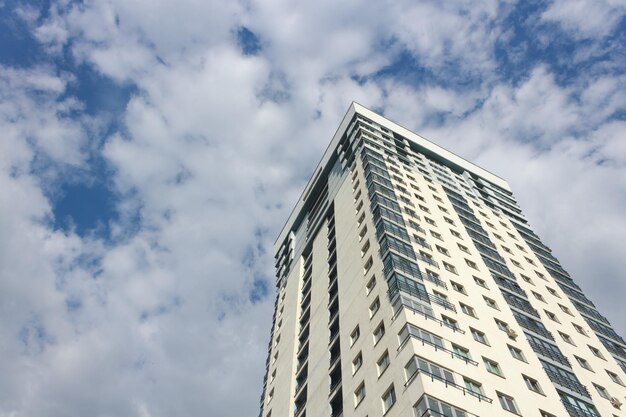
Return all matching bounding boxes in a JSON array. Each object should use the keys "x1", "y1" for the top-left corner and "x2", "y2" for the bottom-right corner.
[{"x1": 260, "y1": 103, "x2": 626, "y2": 417}]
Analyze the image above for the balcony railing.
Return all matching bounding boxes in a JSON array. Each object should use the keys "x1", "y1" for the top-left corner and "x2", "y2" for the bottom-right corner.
[
  {"x1": 398, "y1": 330, "x2": 478, "y2": 366},
  {"x1": 405, "y1": 368, "x2": 492, "y2": 403},
  {"x1": 392, "y1": 297, "x2": 464, "y2": 333},
  {"x1": 543, "y1": 368, "x2": 590, "y2": 398},
  {"x1": 388, "y1": 279, "x2": 456, "y2": 312},
  {"x1": 561, "y1": 400, "x2": 599, "y2": 417}
]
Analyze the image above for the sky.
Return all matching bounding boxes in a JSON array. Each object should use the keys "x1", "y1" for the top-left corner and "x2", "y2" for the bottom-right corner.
[{"x1": 1, "y1": 0, "x2": 625, "y2": 416}]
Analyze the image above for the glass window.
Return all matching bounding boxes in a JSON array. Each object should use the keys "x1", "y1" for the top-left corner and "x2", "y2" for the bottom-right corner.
[
  {"x1": 382, "y1": 385, "x2": 396, "y2": 413},
  {"x1": 460, "y1": 303, "x2": 477, "y2": 318},
  {"x1": 350, "y1": 325, "x2": 360, "y2": 345},
  {"x1": 575, "y1": 356, "x2": 592, "y2": 371},
  {"x1": 346, "y1": 345, "x2": 362, "y2": 372},
  {"x1": 484, "y1": 296, "x2": 499, "y2": 309},
  {"x1": 559, "y1": 332, "x2": 576, "y2": 345},
  {"x1": 594, "y1": 384, "x2": 610, "y2": 399},
  {"x1": 453, "y1": 345, "x2": 471, "y2": 361},
  {"x1": 508, "y1": 345, "x2": 526, "y2": 361},
  {"x1": 607, "y1": 370, "x2": 624, "y2": 385},
  {"x1": 373, "y1": 321, "x2": 385, "y2": 345},
  {"x1": 484, "y1": 358, "x2": 503, "y2": 376},
  {"x1": 451, "y1": 281, "x2": 466, "y2": 294},
  {"x1": 471, "y1": 328, "x2": 488, "y2": 345},
  {"x1": 523, "y1": 375, "x2": 543, "y2": 394},
  {"x1": 377, "y1": 350, "x2": 390, "y2": 376},
  {"x1": 497, "y1": 392, "x2": 519, "y2": 414},
  {"x1": 464, "y1": 378, "x2": 483, "y2": 395},
  {"x1": 474, "y1": 276, "x2": 488, "y2": 288},
  {"x1": 369, "y1": 297, "x2": 380, "y2": 318},
  {"x1": 354, "y1": 382, "x2": 366, "y2": 406}
]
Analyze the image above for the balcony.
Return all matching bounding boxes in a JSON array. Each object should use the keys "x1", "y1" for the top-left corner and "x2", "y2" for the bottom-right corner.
[
  {"x1": 398, "y1": 327, "x2": 478, "y2": 366},
  {"x1": 561, "y1": 401, "x2": 599, "y2": 417},
  {"x1": 405, "y1": 367, "x2": 492, "y2": 403},
  {"x1": 392, "y1": 296, "x2": 464, "y2": 334}
]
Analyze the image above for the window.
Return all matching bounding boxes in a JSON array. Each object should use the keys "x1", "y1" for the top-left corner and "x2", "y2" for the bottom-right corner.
[
  {"x1": 525, "y1": 257, "x2": 536, "y2": 266},
  {"x1": 433, "y1": 195, "x2": 443, "y2": 202},
  {"x1": 354, "y1": 382, "x2": 366, "y2": 407},
  {"x1": 458, "y1": 244, "x2": 470, "y2": 253},
  {"x1": 575, "y1": 356, "x2": 592, "y2": 371},
  {"x1": 594, "y1": 384, "x2": 611, "y2": 399},
  {"x1": 270, "y1": 369, "x2": 276, "y2": 383},
  {"x1": 438, "y1": 205, "x2": 449, "y2": 213},
  {"x1": 464, "y1": 379, "x2": 483, "y2": 395},
  {"x1": 373, "y1": 321, "x2": 385, "y2": 345},
  {"x1": 540, "y1": 411, "x2": 557, "y2": 417},
  {"x1": 453, "y1": 345, "x2": 471, "y2": 361},
  {"x1": 414, "y1": 395, "x2": 467, "y2": 417},
  {"x1": 363, "y1": 256, "x2": 373, "y2": 274},
  {"x1": 359, "y1": 225, "x2": 368, "y2": 240},
  {"x1": 495, "y1": 319, "x2": 510, "y2": 332},
  {"x1": 484, "y1": 296, "x2": 499, "y2": 309},
  {"x1": 352, "y1": 351, "x2": 363, "y2": 374},
  {"x1": 357, "y1": 212, "x2": 365, "y2": 226},
  {"x1": 451, "y1": 281, "x2": 466, "y2": 295},
  {"x1": 484, "y1": 358, "x2": 503, "y2": 376},
  {"x1": 559, "y1": 304, "x2": 573, "y2": 316},
  {"x1": 607, "y1": 370, "x2": 624, "y2": 386},
  {"x1": 442, "y1": 315, "x2": 459, "y2": 330},
  {"x1": 443, "y1": 262, "x2": 458, "y2": 274},
  {"x1": 360, "y1": 239, "x2": 370, "y2": 257},
  {"x1": 355, "y1": 200, "x2": 363, "y2": 212},
  {"x1": 350, "y1": 325, "x2": 360, "y2": 346},
  {"x1": 509, "y1": 345, "x2": 526, "y2": 361},
  {"x1": 430, "y1": 230, "x2": 443, "y2": 240},
  {"x1": 369, "y1": 297, "x2": 381, "y2": 318},
  {"x1": 532, "y1": 291, "x2": 546, "y2": 302},
  {"x1": 465, "y1": 259, "x2": 478, "y2": 270},
  {"x1": 471, "y1": 328, "x2": 488, "y2": 345},
  {"x1": 511, "y1": 259, "x2": 522, "y2": 268},
  {"x1": 382, "y1": 385, "x2": 396, "y2": 413},
  {"x1": 444, "y1": 217, "x2": 455, "y2": 225},
  {"x1": 366, "y1": 276, "x2": 376, "y2": 294},
  {"x1": 523, "y1": 375, "x2": 543, "y2": 394},
  {"x1": 535, "y1": 271, "x2": 547, "y2": 281},
  {"x1": 559, "y1": 332, "x2": 575, "y2": 345},
  {"x1": 436, "y1": 245, "x2": 450, "y2": 256},
  {"x1": 573, "y1": 323, "x2": 587, "y2": 336},
  {"x1": 589, "y1": 345, "x2": 605, "y2": 360},
  {"x1": 545, "y1": 310, "x2": 559, "y2": 323},
  {"x1": 267, "y1": 388, "x2": 274, "y2": 403},
  {"x1": 419, "y1": 205, "x2": 431, "y2": 213},
  {"x1": 502, "y1": 246, "x2": 512, "y2": 254},
  {"x1": 497, "y1": 392, "x2": 519, "y2": 414},
  {"x1": 433, "y1": 291, "x2": 448, "y2": 301},
  {"x1": 474, "y1": 276, "x2": 488, "y2": 288},
  {"x1": 521, "y1": 274, "x2": 534, "y2": 285},
  {"x1": 377, "y1": 350, "x2": 390, "y2": 376},
  {"x1": 460, "y1": 303, "x2": 477, "y2": 318},
  {"x1": 272, "y1": 351, "x2": 278, "y2": 364},
  {"x1": 546, "y1": 286, "x2": 559, "y2": 297},
  {"x1": 425, "y1": 217, "x2": 436, "y2": 226},
  {"x1": 450, "y1": 229, "x2": 462, "y2": 238}
]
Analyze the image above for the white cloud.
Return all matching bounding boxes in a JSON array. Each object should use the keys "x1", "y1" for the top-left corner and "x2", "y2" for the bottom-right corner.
[
  {"x1": 542, "y1": 0, "x2": 626, "y2": 38},
  {"x1": 1, "y1": 1, "x2": 626, "y2": 416}
]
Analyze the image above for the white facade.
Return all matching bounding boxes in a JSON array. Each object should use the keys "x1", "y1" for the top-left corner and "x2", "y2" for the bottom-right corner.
[{"x1": 261, "y1": 103, "x2": 626, "y2": 417}]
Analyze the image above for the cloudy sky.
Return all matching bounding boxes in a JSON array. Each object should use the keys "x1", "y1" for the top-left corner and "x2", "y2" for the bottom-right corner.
[{"x1": 1, "y1": 0, "x2": 625, "y2": 416}]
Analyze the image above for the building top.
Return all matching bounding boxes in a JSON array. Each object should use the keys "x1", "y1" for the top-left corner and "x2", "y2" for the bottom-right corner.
[{"x1": 274, "y1": 102, "x2": 511, "y2": 252}]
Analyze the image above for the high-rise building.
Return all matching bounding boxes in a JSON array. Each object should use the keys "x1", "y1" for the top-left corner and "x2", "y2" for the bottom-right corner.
[{"x1": 260, "y1": 103, "x2": 626, "y2": 417}]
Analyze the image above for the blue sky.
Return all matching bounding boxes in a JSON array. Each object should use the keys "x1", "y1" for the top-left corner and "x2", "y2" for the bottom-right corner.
[{"x1": 1, "y1": 0, "x2": 625, "y2": 416}]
